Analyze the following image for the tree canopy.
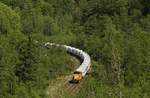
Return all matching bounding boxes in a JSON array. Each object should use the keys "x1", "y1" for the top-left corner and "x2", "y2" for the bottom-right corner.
[{"x1": 0, "y1": 0, "x2": 150, "y2": 98}]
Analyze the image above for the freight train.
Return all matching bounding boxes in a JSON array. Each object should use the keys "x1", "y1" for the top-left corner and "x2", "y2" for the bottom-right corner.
[{"x1": 44, "y1": 42, "x2": 91, "y2": 83}]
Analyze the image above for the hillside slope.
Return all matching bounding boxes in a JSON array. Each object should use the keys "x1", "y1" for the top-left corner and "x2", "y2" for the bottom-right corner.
[{"x1": 0, "y1": 0, "x2": 150, "y2": 98}]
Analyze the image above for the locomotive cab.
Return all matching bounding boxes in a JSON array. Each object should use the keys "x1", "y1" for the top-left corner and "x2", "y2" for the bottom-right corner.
[{"x1": 72, "y1": 71, "x2": 82, "y2": 83}]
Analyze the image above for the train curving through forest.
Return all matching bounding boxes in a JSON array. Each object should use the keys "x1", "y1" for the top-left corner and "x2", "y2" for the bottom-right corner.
[{"x1": 44, "y1": 42, "x2": 91, "y2": 83}]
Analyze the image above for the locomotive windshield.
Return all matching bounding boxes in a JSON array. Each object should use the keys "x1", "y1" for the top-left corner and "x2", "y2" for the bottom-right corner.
[{"x1": 73, "y1": 71, "x2": 81, "y2": 74}]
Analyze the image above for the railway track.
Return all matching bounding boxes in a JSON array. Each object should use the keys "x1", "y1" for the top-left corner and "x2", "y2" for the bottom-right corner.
[
  {"x1": 47, "y1": 66, "x2": 91, "y2": 97},
  {"x1": 47, "y1": 73, "x2": 89, "y2": 98},
  {"x1": 64, "y1": 70, "x2": 90, "y2": 95}
]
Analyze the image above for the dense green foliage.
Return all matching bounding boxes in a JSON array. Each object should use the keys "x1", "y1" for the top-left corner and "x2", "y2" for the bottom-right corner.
[{"x1": 0, "y1": 0, "x2": 150, "y2": 98}]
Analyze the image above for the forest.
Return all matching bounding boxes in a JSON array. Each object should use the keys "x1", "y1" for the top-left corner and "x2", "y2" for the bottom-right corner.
[{"x1": 0, "y1": 0, "x2": 150, "y2": 98}]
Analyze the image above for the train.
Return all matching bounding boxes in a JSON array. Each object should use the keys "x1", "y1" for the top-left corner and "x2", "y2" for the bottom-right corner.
[{"x1": 44, "y1": 42, "x2": 91, "y2": 83}]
